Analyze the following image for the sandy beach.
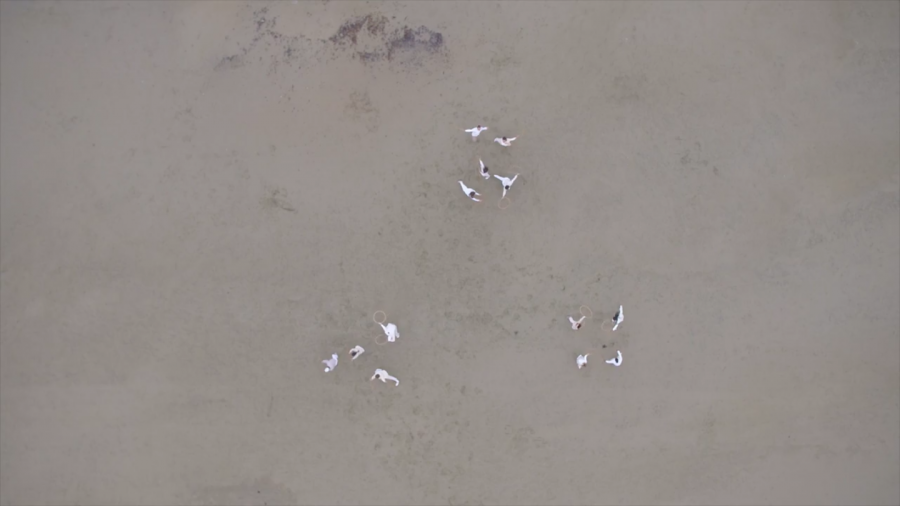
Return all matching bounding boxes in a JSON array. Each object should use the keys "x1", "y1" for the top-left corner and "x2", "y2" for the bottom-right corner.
[{"x1": 1, "y1": 1, "x2": 898, "y2": 505}]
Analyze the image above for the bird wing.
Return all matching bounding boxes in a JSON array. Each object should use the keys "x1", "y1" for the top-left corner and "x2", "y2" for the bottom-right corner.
[
  {"x1": 510, "y1": 174, "x2": 518, "y2": 184},
  {"x1": 479, "y1": 159, "x2": 485, "y2": 170},
  {"x1": 458, "y1": 181, "x2": 469, "y2": 193}
]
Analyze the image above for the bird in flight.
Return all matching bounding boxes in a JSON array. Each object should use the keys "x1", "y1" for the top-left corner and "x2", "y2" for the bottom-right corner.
[
  {"x1": 478, "y1": 158, "x2": 490, "y2": 180},
  {"x1": 379, "y1": 322, "x2": 399, "y2": 343},
  {"x1": 612, "y1": 305, "x2": 623, "y2": 331},
  {"x1": 569, "y1": 315, "x2": 586, "y2": 330},
  {"x1": 371, "y1": 368, "x2": 400, "y2": 386},
  {"x1": 577, "y1": 354, "x2": 590, "y2": 369},
  {"x1": 493, "y1": 136, "x2": 517, "y2": 147},
  {"x1": 458, "y1": 181, "x2": 482, "y2": 202},
  {"x1": 322, "y1": 353, "x2": 338, "y2": 372},
  {"x1": 605, "y1": 350, "x2": 622, "y2": 367},
  {"x1": 493, "y1": 173, "x2": 519, "y2": 198},
  {"x1": 463, "y1": 125, "x2": 488, "y2": 141}
]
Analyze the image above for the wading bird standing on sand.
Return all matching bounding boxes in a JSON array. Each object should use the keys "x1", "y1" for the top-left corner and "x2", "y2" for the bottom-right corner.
[
  {"x1": 606, "y1": 350, "x2": 622, "y2": 367},
  {"x1": 458, "y1": 181, "x2": 482, "y2": 202},
  {"x1": 493, "y1": 136, "x2": 517, "y2": 147},
  {"x1": 493, "y1": 173, "x2": 519, "y2": 198},
  {"x1": 322, "y1": 353, "x2": 338, "y2": 372},
  {"x1": 577, "y1": 354, "x2": 590, "y2": 369},
  {"x1": 349, "y1": 346, "x2": 365, "y2": 360},
  {"x1": 569, "y1": 315, "x2": 586, "y2": 330},
  {"x1": 463, "y1": 125, "x2": 488, "y2": 140},
  {"x1": 371, "y1": 368, "x2": 400, "y2": 386},
  {"x1": 379, "y1": 322, "x2": 399, "y2": 343},
  {"x1": 612, "y1": 305, "x2": 623, "y2": 331}
]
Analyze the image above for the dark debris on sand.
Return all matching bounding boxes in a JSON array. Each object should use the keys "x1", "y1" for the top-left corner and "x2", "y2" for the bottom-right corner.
[{"x1": 326, "y1": 14, "x2": 445, "y2": 66}]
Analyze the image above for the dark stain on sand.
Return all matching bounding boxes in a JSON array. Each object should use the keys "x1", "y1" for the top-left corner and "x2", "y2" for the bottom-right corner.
[
  {"x1": 216, "y1": 8, "x2": 445, "y2": 76},
  {"x1": 329, "y1": 14, "x2": 386, "y2": 45},
  {"x1": 328, "y1": 13, "x2": 445, "y2": 65},
  {"x1": 262, "y1": 187, "x2": 296, "y2": 213}
]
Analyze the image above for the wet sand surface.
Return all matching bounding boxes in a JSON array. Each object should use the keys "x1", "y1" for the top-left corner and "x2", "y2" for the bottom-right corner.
[{"x1": 1, "y1": 2, "x2": 898, "y2": 505}]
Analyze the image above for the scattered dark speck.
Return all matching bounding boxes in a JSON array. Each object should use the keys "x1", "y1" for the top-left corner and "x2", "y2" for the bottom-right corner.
[
  {"x1": 329, "y1": 16, "x2": 369, "y2": 45},
  {"x1": 602, "y1": 345, "x2": 607, "y2": 348},
  {"x1": 387, "y1": 25, "x2": 443, "y2": 60},
  {"x1": 358, "y1": 51, "x2": 380, "y2": 63},
  {"x1": 214, "y1": 54, "x2": 244, "y2": 71},
  {"x1": 329, "y1": 15, "x2": 443, "y2": 65}
]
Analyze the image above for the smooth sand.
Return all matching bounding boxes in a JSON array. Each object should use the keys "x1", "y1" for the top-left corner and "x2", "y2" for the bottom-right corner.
[{"x1": 1, "y1": 2, "x2": 898, "y2": 505}]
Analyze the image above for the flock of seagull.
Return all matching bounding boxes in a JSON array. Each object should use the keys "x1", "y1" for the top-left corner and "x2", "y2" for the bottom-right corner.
[{"x1": 321, "y1": 125, "x2": 625, "y2": 385}]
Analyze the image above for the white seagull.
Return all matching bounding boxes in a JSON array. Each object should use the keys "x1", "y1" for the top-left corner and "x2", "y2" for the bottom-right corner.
[
  {"x1": 379, "y1": 322, "x2": 399, "y2": 343},
  {"x1": 478, "y1": 158, "x2": 490, "y2": 180},
  {"x1": 322, "y1": 353, "x2": 339, "y2": 372},
  {"x1": 612, "y1": 305, "x2": 624, "y2": 331},
  {"x1": 458, "y1": 181, "x2": 482, "y2": 202},
  {"x1": 577, "y1": 353, "x2": 590, "y2": 369},
  {"x1": 493, "y1": 173, "x2": 519, "y2": 198},
  {"x1": 463, "y1": 125, "x2": 488, "y2": 140},
  {"x1": 569, "y1": 315, "x2": 586, "y2": 330},
  {"x1": 493, "y1": 136, "x2": 517, "y2": 147},
  {"x1": 349, "y1": 345, "x2": 365, "y2": 360},
  {"x1": 605, "y1": 350, "x2": 623, "y2": 367},
  {"x1": 371, "y1": 368, "x2": 400, "y2": 386}
]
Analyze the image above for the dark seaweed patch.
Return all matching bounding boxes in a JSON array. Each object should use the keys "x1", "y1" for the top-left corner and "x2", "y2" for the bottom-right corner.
[
  {"x1": 387, "y1": 26, "x2": 443, "y2": 61},
  {"x1": 326, "y1": 14, "x2": 444, "y2": 66}
]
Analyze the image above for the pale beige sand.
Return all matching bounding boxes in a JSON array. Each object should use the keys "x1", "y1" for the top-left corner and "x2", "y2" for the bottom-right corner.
[{"x1": 1, "y1": 1, "x2": 898, "y2": 505}]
